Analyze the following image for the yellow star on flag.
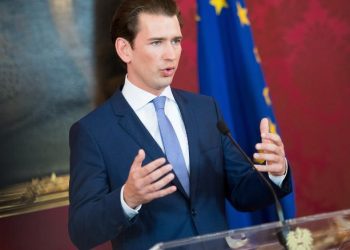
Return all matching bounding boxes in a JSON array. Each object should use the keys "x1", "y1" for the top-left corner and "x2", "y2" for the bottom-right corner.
[
  {"x1": 268, "y1": 119, "x2": 277, "y2": 134},
  {"x1": 210, "y1": 0, "x2": 229, "y2": 15},
  {"x1": 263, "y1": 87, "x2": 272, "y2": 106},
  {"x1": 236, "y1": 1, "x2": 250, "y2": 26}
]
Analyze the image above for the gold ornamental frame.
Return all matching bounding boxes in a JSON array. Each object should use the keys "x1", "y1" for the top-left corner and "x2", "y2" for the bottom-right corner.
[{"x1": 0, "y1": 173, "x2": 69, "y2": 218}]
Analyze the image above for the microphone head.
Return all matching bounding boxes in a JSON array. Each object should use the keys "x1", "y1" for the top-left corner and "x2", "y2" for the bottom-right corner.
[{"x1": 217, "y1": 121, "x2": 230, "y2": 135}]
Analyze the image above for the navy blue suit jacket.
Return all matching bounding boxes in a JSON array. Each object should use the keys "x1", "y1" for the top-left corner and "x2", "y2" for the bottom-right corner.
[{"x1": 68, "y1": 89, "x2": 292, "y2": 249}]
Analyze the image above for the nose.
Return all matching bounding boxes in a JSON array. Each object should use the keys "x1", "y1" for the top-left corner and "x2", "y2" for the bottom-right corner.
[{"x1": 163, "y1": 42, "x2": 177, "y2": 60}]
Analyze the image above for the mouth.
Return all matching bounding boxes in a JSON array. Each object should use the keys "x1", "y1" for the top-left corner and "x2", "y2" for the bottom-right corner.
[{"x1": 160, "y1": 67, "x2": 176, "y2": 77}]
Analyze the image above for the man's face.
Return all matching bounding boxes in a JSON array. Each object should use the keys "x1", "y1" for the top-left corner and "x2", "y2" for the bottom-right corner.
[{"x1": 126, "y1": 13, "x2": 182, "y2": 95}]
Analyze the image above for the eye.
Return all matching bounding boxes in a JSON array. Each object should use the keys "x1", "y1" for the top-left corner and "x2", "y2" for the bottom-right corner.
[
  {"x1": 171, "y1": 38, "x2": 182, "y2": 45},
  {"x1": 151, "y1": 40, "x2": 161, "y2": 46}
]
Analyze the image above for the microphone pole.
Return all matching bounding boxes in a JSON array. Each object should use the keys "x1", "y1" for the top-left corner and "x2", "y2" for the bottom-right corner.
[{"x1": 217, "y1": 121, "x2": 289, "y2": 247}]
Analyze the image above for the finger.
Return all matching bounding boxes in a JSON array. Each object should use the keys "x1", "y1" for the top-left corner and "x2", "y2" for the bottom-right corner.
[
  {"x1": 255, "y1": 143, "x2": 284, "y2": 156},
  {"x1": 146, "y1": 172, "x2": 175, "y2": 193},
  {"x1": 261, "y1": 133, "x2": 283, "y2": 147},
  {"x1": 254, "y1": 164, "x2": 283, "y2": 174},
  {"x1": 145, "y1": 185, "x2": 177, "y2": 201},
  {"x1": 144, "y1": 164, "x2": 173, "y2": 184},
  {"x1": 260, "y1": 118, "x2": 270, "y2": 143},
  {"x1": 254, "y1": 164, "x2": 269, "y2": 172},
  {"x1": 260, "y1": 118, "x2": 269, "y2": 135},
  {"x1": 254, "y1": 152, "x2": 281, "y2": 163},
  {"x1": 140, "y1": 157, "x2": 167, "y2": 177},
  {"x1": 131, "y1": 149, "x2": 146, "y2": 170}
]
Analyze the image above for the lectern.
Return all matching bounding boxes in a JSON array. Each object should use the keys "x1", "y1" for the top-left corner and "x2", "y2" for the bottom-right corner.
[{"x1": 150, "y1": 209, "x2": 350, "y2": 249}]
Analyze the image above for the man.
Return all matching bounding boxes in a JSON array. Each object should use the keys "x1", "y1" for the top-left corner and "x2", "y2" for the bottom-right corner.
[{"x1": 68, "y1": 0, "x2": 292, "y2": 249}]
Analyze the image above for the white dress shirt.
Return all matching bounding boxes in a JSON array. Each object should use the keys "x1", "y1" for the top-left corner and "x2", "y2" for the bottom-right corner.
[{"x1": 119, "y1": 76, "x2": 287, "y2": 219}]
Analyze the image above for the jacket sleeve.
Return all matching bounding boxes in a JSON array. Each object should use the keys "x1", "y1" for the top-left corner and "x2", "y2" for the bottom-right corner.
[{"x1": 68, "y1": 122, "x2": 136, "y2": 249}]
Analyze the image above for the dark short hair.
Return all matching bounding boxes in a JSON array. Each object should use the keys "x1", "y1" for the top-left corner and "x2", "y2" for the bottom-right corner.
[{"x1": 110, "y1": 0, "x2": 183, "y2": 47}]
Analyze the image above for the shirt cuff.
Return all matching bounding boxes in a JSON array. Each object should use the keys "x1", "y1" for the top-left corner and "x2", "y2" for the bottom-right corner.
[
  {"x1": 268, "y1": 158, "x2": 288, "y2": 188},
  {"x1": 120, "y1": 185, "x2": 141, "y2": 220}
]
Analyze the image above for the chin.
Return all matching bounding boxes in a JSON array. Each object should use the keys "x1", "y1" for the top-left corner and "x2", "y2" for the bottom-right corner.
[{"x1": 156, "y1": 80, "x2": 172, "y2": 89}]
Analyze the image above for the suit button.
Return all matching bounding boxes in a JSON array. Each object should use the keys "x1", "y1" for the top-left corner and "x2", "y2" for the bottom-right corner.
[{"x1": 191, "y1": 209, "x2": 197, "y2": 216}]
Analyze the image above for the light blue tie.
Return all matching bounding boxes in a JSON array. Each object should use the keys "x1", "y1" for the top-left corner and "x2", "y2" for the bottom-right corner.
[{"x1": 152, "y1": 96, "x2": 190, "y2": 196}]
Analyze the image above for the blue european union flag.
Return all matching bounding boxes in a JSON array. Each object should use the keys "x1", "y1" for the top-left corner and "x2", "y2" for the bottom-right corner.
[{"x1": 197, "y1": 0, "x2": 296, "y2": 228}]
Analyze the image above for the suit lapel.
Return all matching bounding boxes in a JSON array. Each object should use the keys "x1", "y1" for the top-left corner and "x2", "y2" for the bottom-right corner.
[
  {"x1": 172, "y1": 90, "x2": 201, "y2": 202},
  {"x1": 111, "y1": 91, "x2": 164, "y2": 161},
  {"x1": 111, "y1": 91, "x2": 190, "y2": 199}
]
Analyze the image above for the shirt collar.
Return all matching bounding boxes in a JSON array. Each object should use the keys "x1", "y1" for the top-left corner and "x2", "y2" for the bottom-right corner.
[{"x1": 122, "y1": 75, "x2": 175, "y2": 111}]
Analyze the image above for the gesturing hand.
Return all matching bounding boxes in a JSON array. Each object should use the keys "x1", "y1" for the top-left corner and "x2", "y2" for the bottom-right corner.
[
  {"x1": 253, "y1": 118, "x2": 286, "y2": 176},
  {"x1": 124, "y1": 149, "x2": 177, "y2": 208}
]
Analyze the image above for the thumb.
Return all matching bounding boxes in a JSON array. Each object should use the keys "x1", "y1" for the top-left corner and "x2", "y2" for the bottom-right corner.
[
  {"x1": 260, "y1": 118, "x2": 270, "y2": 143},
  {"x1": 131, "y1": 149, "x2": 145, "y2": 169}
]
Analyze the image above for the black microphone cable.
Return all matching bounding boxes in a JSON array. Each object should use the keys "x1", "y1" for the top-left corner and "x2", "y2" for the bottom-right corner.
[{"x1": 217, "y1": 120, "x2": 290, "y2": 247}]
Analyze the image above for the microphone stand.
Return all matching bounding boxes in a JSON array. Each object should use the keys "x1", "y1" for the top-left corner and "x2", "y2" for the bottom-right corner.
[{"x1": 217, "y1": 121, "x2": 290, "y2": 248}]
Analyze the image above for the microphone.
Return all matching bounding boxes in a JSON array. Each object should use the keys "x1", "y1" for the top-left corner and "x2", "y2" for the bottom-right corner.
[{"x1": 217, "y1": 120, "x2": 289, "y2": 247}]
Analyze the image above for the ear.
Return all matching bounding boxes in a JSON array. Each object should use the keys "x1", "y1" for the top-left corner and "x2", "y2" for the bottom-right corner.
[{"x1": 115, "y1": 38, "x2": 132, "y2": 64}]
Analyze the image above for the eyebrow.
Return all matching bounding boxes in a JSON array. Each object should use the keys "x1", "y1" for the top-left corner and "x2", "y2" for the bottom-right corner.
[{"x1": 147, "y1": 36, "x2": 183, "y2": 41}]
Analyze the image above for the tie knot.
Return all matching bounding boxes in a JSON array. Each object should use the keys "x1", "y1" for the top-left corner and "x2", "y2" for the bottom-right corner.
[{"x1": 152, "y1": 96, "x2": 166, "y2": 111}]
